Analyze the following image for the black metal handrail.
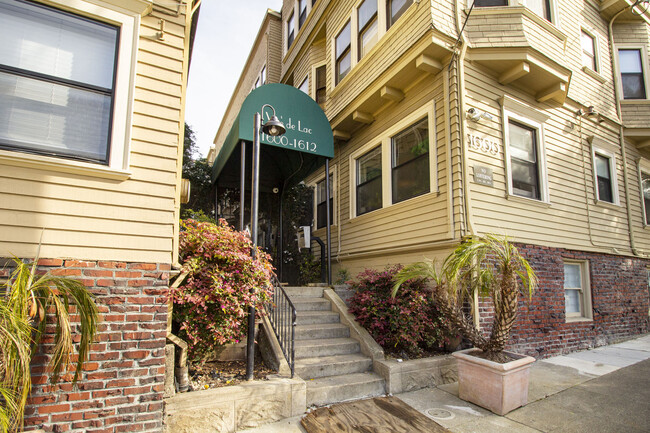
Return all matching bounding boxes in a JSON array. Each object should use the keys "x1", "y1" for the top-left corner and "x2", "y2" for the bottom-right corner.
[{"x1": 265, "y1": 274, "x2": 296, "y2": 377}]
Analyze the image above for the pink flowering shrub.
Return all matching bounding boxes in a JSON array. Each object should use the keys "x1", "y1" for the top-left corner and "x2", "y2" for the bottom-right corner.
[
  {"x1": 348, "y1": 266, "x2": 449, "y2": 357},
  {"x1": 170, "y1": 219, "x2": 274, "y2": 359}
]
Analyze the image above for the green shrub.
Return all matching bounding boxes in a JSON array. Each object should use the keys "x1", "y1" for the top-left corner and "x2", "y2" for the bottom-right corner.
[
  {"x1": 348, "y1": 266, "x2": 449, "y2": 358},
  {"x1": 171, "y1": 219, "x2": 274, "y2": 360}
]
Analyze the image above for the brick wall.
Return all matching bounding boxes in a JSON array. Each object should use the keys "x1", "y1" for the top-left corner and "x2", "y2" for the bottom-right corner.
[
  {"x1": 477, "y1": 244, "x2": 650, "y2": 358},
  {"x1": 14, "y1": 259, "x2": 171, "y2": 433}
]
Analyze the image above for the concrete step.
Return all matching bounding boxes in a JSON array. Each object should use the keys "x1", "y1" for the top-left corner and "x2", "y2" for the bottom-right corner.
[
  {"x1": 291, "y1": 298, "x2": 331, "y2": 312},
  {"x1": 295, "y1": 337, "x2": 360, "y2": 359},
  {"x1": 283, "y1": 286, "x2": 324, "y2": 298},
  {"x1": 306, "y1": 372, "x2": 385, "y2": 407},
  {"x1": 295, "y1": 323, "x2": 349, "y2": 340},
  {"x1": 295, "y1": 310, "x2": 340, "y2": 325},
  {"x1": 296, "y1": 354, "x2": 372, "y2": 380}
]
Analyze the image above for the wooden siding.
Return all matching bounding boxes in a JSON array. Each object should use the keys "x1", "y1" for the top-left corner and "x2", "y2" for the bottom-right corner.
[{"x1": 0, "y1": 1, "x2": 189, "y2": 263}]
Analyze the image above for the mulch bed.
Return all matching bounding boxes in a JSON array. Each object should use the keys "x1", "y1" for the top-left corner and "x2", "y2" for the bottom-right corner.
[{"x1": 188, "y1": 359, "x2": 274, "y2": 391}]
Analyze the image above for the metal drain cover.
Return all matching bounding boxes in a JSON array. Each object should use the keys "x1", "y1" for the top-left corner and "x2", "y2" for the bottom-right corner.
[{"x1": 426, "y1": 408, "x2": 454, "y2": 420}]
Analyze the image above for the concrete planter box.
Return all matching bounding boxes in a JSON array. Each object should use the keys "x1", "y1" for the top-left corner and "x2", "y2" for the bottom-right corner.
[
  {"x1": 453, "y1": 348, "x2": 535, "y2": 416},
  {"x1": 374, "y1": 355, "x2": 457, "y2": 394}
]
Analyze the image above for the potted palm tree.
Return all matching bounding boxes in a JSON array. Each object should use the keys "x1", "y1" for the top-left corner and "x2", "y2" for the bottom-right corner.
[
  {"x1": 0, "y1": 257, "x2": 99, "y2": 433},
  {"x1": 393, "y1": 235, "x2": 537, "y2": 415}
]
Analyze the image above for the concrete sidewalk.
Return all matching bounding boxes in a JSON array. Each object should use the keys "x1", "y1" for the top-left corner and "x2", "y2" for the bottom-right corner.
[{"x1": 238, "y1": 334, "x2": 650, "y2": 433}]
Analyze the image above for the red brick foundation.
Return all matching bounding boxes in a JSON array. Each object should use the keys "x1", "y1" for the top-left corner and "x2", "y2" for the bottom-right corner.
[
  {"x1": 478, "y1": 244, "x2": 650, "y2": 358},
  {"x1": 12, "y1": 259, "x2": 171, "y2": 433}
]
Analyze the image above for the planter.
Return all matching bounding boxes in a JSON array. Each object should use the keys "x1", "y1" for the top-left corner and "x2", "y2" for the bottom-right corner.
[{"x1": 452, "y1": 348, "x2": 535, "y2": 415}]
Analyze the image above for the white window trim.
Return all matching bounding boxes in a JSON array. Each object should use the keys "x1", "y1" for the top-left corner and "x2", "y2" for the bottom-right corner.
[
  {"x1": 639, "y1": 158, "x2": 650, "y2": 228},
  {"x1": 0, "y1": 0, "x2": 141, "y2": 179},
  {"x1": 499, "y1": 95, "x2": 550, "y2": 204},
  {"x1": 311, "y1": 61, "x2": 327, "y2": 102},
  {"x1": 297, "y1": 75, "x2": 309, "y2": 94},
  {"x1": 563, "y1": 259, "x2": 593, "y2": 322},
  {"x1": 311, "y1": 165, "x2": 337, "y2": 230},
  {"x1": 590, "y1": 140, "x2": 620, "y2": 206},
  {"x1": 615, "y1": 44, "x2": 650, "y2": 101},
  {"x1": 470, "y1": 0, "x2": 560, "y2": 28},
  {"x1": 580, "y1": 27, "x2": 606, "y2": 83},
  {"x1": 285, "y1": 0, "x2": 315, "y2": 55},
  {"x1": 349, "y1": 102, "x2": 436, "y2": 219}
]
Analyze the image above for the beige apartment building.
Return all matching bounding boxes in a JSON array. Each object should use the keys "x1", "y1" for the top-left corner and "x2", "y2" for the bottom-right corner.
[
  {"x1": 0, "y1": 0, "x2": 198, "y2": 431},
  {"x1": 211, "y1": 0, "x2": 649, "y2": 356}
]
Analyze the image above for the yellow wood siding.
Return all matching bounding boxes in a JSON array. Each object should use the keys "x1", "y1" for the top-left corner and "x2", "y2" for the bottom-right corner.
[{"x1": 0, "y1": 1, "x2": 189, "y2": 263}]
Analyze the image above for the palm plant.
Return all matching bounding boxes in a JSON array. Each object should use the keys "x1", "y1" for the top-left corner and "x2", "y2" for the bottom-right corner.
[
  {"x1": 0, "y1": 257, "x2": 99, "y2": 433},
  {"x1": 393, "y1": 235, "x2": 537, "y2": 363}
]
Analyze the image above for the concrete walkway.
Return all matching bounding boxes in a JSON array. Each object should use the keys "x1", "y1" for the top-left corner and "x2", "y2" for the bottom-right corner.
[{"x1": 237, "y1": 334, "x2": 650, "y2": 433}]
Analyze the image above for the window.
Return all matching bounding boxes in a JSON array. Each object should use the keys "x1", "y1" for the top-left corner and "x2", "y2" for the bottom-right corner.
[
  {"x1": 356, "y1": 147, "x2": 382, "y2": 215},
  {"x1": 563, "y1": 261, "x2": 592, "y2": 321},
  {"x1": 641, "y1": 171, "x2": 650, "y2": 225},
  {"x1": 618, "y1": 49, "x2": 647, "y2": 100},
  {"x1": 508, "y1": 120, "x2": 540, "y2": 200},
  {"x1": 358, "y1": 0, "x2": 378, "y2": 60},
  {"x1": 260, "y1": 66, "x2": 266, "y2": 86},
  {"x1": 287, "y1": 11, "x2": 295, "y2": 49},
  {"x1": 298, "y1": 76, "x2": 309, "y2": 94},
  {"x1": 474, "y1": 0, "x2": 507, "y2": 6},
  {"x1": 298, "y1": 0, "x2": 307, "y2": 28},
  {"x1": 316, "y1": 174, "x2": 333, "y2": 229},
  {"x1": 315, "y1": 65, "x2": 326, "y2": 104},
  {"x1": 581, "y1": 31, "x2": 597, "y2": 71},
  {"x1": 391, "y1": 118, "x2": 429, "y2": 203},
  {"x1": 527, "y1": 0, "x2": 551, "y2": 21},
  {"x1": 387, "y1": 0, "x2": 410, "y2": 30},
  {"x1": 0, "y1": 0, "x2": 118, "y2": 165},
  {"x1": 335, "y1": 21, "x2": 351, "y2": 84},
  {"x1": 594, "y1": 151, "x2": 619, "y2": 203}
]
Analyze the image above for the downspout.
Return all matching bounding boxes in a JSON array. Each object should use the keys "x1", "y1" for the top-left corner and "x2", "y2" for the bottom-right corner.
[
  {"x1": 454, "y1": 1, "x2": 476, "y2": 238},
  {"x1": 608, "y1": 5, "x2": 645, "y2": 257}
]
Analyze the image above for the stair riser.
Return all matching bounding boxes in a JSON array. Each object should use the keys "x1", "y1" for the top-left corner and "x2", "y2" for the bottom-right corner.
[
  {"x1": 293, "y1": 301, "x2": 331, "y2": 312},
  {"x1": 284, "y1": 287, "x2": 324, "y2": 298},
  {"x1": 295, "y1": 342, "x2": 360, "y2": 359},
  {"x1": 295, "y1": 327, "x2": 349, "y2": 340},
  {"x1": 295, "y1": 313, "x2": 340, "y2": 325},
  {"x1": 296, "y1": 359, "x2": 372, "y2": 380},
  {"x1": 307, "y1": 380, "x2": 385, "y2": 407}
]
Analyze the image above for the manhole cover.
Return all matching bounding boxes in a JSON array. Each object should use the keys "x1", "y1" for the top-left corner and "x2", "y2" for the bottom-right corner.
[{"x1": 426, "y1": 408, "x2": 454, "y2": 420}]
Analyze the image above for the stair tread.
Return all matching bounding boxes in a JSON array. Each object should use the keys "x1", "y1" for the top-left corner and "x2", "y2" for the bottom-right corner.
[
  {"x1": 295, "y1": 337, "x2": 358, "y2": 347},
  {"x1": 296, "y1": 353, "x2": 369, "y2": 366},
  {"x1": 306, "y1": 372, "x2": 384, "y2": 389},
  {"x1": 295, "y1": 310, "x2": 338, "y2": 316},
  {"x1": 295, "y1": 323, "x2": 347, "y2": 331}
]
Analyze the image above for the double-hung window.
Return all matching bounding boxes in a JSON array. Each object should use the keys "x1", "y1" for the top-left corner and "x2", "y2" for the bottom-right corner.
[
  {"x1": 508, "y1": 120, "x2": 541, "y2": 200},
  {"x1": 391, "y1": 118, "x2": 429, "y2": 203},
  {"x1": 0, "y1": 0, "x2": 118, "y2": 165},
  {"x1": 581, "y1": 31, "x2": 597, "y2": 71},
  {"x1": 358, "y1": 0, "x2": 378, "y2": 61},
  {"x1": 590, "y1": 140, "x2": 619, "y2": 205},
  {"x1": 527, "y1": 0, "x2": 551, "y2": 21},
  {"x1": 316, "y1": 174, "x2": 333, "y2": 229},
  {"x1": 335, "y1": 21, "x2": 351, "y2": 84},
  {"x1": 287, "y1": 12, "x2": 295, "y2": 49},
  {"x1": 594, "y1": 154, "x2": 613, "y2": 203},
  {"x1": 618, "y1": 48, "x2": 647, "y2": 100},
  {"x1": 356, "y1": 146, "x2": 382, "y2": 216},
  {"x1": 474, "y1": 0, "x2": 507, "y2": 6},
  {"x1": 641, "y1": 168, "x2": 650, "y2": 226},
  {"x1": 563, "y1": 261, "x2": 592, "y2": 321},
  {"x1": 315, "y1": 65, "x2": 326, "y2": 105},
  {"x1": 298, "y1": 0, "x2": 307, "y2": 28},
  {"x1": 386, "y1": 0, "x2": 410, "y2": 30}
]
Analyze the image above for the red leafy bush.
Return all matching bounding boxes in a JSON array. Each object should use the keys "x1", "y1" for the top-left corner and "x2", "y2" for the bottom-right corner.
[
  {"x1": 348, "y1": 266, "x2": 449, "y2": 357},
  {"x1": 170, "y1": 219, "x2": 274, "y2": 359}
]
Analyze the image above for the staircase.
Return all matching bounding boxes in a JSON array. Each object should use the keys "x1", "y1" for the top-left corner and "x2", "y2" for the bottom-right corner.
[{"x1": 283, "y1": 286, "x2": 385, "y2": 407}]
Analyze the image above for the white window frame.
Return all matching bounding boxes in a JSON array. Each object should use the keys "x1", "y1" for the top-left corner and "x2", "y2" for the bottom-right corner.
[
  {"x1": 286, "y1": 0, "x2": 315, "y2": 54},
  {"x1": 639, "y1": 158, "x2": 650, "y2": 228},
  {"x1": 0, "y1": 0, "x2": 142, "y2": 179},
  {"x1": 470, "y1": 0, "x2": 560, "y2": 26},
  {"x1": 311, "y1": 61, "x2": 327, "y2": 103},
  {"x1": 312, "y1": 166, "x2": 337, "y2": 230},
  {"x1": 590, "y1": 139, "x2": 620, "y2": 206},
  {"x1": 349, "y1": 102, "x2": 436, "y2": 219},
  {"x1": 615, "y1": 44, "x2": 650, "y2": 101},
  {"x1": 563, "y1": 260, "x2": 593, "y2": 322},
  {"x1": 500, "y1": 95, "x2": 550, "y2": 204}
]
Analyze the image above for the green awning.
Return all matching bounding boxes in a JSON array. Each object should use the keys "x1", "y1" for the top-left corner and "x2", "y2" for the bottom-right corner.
[{"x1": 212, "y1": 83, "x2": 334, "y2": 187}]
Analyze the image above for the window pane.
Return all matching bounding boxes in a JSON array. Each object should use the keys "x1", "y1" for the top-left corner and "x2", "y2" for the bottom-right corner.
[
  {"x1": 392, "y1": 118, "x2": 429, "y2": 167},
  {"x1": 316, "y1": 175, "x2": 333, "y2": 203},
  {"x1": 474, "y1": 0, "x2": 508, "y2": 5},
  {"x1": 0, "y1": 72, "x2": 111, "y2": 162},
  {"x1": 336, "y1": 21, "x2": 351, "y2": 59},
  {"x1": 621, "y1": 74, "x2": 646, "y2": 99},
  {"x1": 392, "y1": 154, "x2": 429, "y2": 203},
  {"x1": 581, "y1": 32, "x2": 596, "y2": 70},
  {"x1": 316, "y1": 65, "x2": 326, "y2": 104},
  {"x1": 358, "y1": 0, "x2": 377, "y2": 30},
  {"x1": 388, "y1": 0, "x2": 410, "y2": 28},
  {"x1": 298, "y1": 77, "x2": 309, "y2": 94},
  {"x1": 509, "y1": 122, "x2": 536, "y2": 162},
  {"x1": 619, "y1": 49, "x2": 643, "y2": 73},
  {"x1": 642, "y1": 172, "x2": 650, "y2": 225},
  {"x1": 357, "y1": 147, "x2": 381, "y2": 184},
  {"x1": 288, "y1": 13, "x2": 295, "y2": 47},
  {"x1": 564, "y1": 263, "x2": 581, "y2": 288},
  {"x1": 316, "y1": 199, "x2": 333, "y2": 228},
  {"x1": 565, "y1": 289, "x2": 581, "y2": 314},
  {"x1": 359, "y1": 19, "x2": 378, "y2": 59},
  {"x1": 0, "y1": 0, "x2": 118, "y2": 89},
  {"x1": 511, "y1": 159, "x2": 540, "y2": 199},
  {"x1": 357, "y1": 176, "x2": 382, "y2": 215},
  {"x1": 260, "y1": 66, "x2": 266, "y2": 85},
  {"x1": 299, "y1": 0, "x2": 307, "y2": 27},
  {"x1": 595, "y1": 154, "x2": 611, "y2": 180},
  {"x1": 337, "y1": 51, "x2": 351, "y2": 83},
  {"x1": 527, "y1": 0, "x2": 551, "y2": 20}
]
